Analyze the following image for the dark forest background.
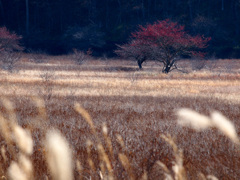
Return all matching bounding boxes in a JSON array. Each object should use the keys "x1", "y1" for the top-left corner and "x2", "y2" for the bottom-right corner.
[{"x1": 1, "y1": 0, "x2": 240, "y2": 58}]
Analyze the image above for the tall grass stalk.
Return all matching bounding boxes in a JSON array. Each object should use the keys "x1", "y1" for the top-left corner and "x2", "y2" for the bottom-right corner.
[{"x1": 0, "y1": 97, "x2": 239, "y2": 179}]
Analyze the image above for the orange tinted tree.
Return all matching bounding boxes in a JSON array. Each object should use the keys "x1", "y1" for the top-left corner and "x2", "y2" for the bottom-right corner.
[{"x1": 116, "y1": 19, "x2": 211, "y2": 73}]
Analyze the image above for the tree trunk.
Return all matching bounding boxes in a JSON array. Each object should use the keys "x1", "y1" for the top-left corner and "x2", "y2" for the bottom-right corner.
[
  {"x1": 26, "y1": 0, "x2": 29, "y2": 35},
  {"x1": 88, "y1": 0, "x2": 97, "y2": 22},
  {"x1": 234, "y1": 0, "x2": 240, "y2": 37},
  {"x1": 105, "y1": 0, "x2": 109, "y2": 29},
  {"x1": 117, "y1": 0, "x2": 122, "y2": 23},
  {"x1": 188, "y1": 0, "x2": 193, "y2": 22},
  {"x1": 162, "y1": 61, "x2": 174, "y2": 73},
  {"x1": 0, "y1": 0, "x2": 5, "y2": 25},
  {"x1": 137, "y1": 57, "x2": 146, "y2": 69},
  {"x1": 141, "y1": 0, "x2": 145, "y2": 20},
  {"x1": 163, "y1": 65, "x2": 171, "y2": 73}
]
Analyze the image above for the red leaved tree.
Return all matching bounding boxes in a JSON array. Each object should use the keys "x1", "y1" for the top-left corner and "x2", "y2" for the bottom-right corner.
[
  {"x1": 116, "y1": 19, "x2": 211, "y2": 73},
  {"x1": 0, "y1": 27, "x2": 23, "y2": 52}
]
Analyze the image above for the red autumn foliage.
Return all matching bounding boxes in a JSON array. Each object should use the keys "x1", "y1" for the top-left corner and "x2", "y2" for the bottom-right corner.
[
  {"x1": 0, "y1": 27, "x2": 23, "y2": 52},
  {"x1": 116, "y1": 19, "x2": 211, "y2": 73}
]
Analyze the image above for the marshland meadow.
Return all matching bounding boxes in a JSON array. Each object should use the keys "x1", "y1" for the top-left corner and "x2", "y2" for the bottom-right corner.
[{"x1": 0, "y1": 55, "x2": 239, "y2": 179}]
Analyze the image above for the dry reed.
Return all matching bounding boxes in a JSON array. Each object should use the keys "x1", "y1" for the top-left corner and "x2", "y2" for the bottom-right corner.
[
  {"x1": 0, "y1": 95, "x2": 239, "y2": 179},
  {"x1": 0, "y1": 58, "x2": 239, "y2": 179},
  {"x1": 45, "y1": 130, "x2": 73, "y2": 180}
]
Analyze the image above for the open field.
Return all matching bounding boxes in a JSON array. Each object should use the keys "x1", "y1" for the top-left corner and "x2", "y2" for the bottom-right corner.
[{"x1": 0, "y1": 57, "x2": 240, "y2": 179}]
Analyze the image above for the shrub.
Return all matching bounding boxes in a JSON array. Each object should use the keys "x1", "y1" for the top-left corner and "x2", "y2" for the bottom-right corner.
[
  {"x1": 0, "y1": 27, "x2": 23, "y2": 72},
  {"x1": 72, "y1": 49, "x2": 90, "y2": 65},
  {"x1": 28, "y1": 49, "x2": 47, "y2": 63},
  {"x1": 0, "y1": 51, "x2": 21, "y2": 72}
]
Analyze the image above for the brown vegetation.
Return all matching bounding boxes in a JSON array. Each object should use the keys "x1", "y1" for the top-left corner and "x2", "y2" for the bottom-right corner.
[{"x1": 0, "y1": 56, "x2": 239, "y2": 179}]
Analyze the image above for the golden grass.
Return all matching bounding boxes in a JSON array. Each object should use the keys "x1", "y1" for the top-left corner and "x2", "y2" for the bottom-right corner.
[
  {"x1": 1, "y1": 60, "x2": 240, "y2": 103},
  {"x1": 0, "y1": 57, "x2": 239, "y2": 179}
]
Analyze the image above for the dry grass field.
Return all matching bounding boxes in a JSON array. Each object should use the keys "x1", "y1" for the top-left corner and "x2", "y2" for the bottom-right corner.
[{"x1": 0, "y1": 56, "x2": 239, "y2": 180}]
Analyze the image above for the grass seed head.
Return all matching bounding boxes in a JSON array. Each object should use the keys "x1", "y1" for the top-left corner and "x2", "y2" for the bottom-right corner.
[
  {"x1": 207, "y1": 175, "x2": 219, "y2": 180},
  {"x1": 211, "y1": 111, "x2": 239, "y2": 144},
  {"x1": 1, "y1": 146, "x2": 7, "y2": 163},
  {"x1": 19, "y1": 154, "x2": 32, "y2": 178},
  {"x1": 116, "y1": 134, "x2": 125, "y2": 149},
  {"x1": 45, "y1": 130, "x2": 73, "y2": 180},
  {"x1": 97, "y1": 144, "x2": 113, "y2": 173},
  {"x1": 1, "y1": 98, "x2": 17, "y2": 123},
  {"x1": 118, "y1": 153, "x2": 135, "y2": 180},
  {"x1": 156, "y1": 161, "x2": 174, "y2": 180},
  {"x1": 156, "y1": 161, "x2": 171, "y2": 174},
  {"x1": 32, "y1": 96, "x2": 47, "y2": 120},
  {"x1": 8, "y1": 162, "x2": 27, "y2": 180},
  {"x1": 0, "y1": 115, "x2": 12, "y2": 143},
  {"x1": 74, "y1": 103, "x2": 96, "y2": 134},
  {"x1": 13, "y1": 125, "x2": 33, "y2": 155},
  {"x1": 102, "y1": 123, "x2": 108, "y2": 135},
  {"x1": 76, "y1": 160, "x2": 83, "y2": 173},
  {"x1": 177, "y1": 108, "x2": 212, "y2": 131}
]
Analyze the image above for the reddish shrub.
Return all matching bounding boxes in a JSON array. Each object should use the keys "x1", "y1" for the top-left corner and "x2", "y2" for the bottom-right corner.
[{"x1": 0, "y1": 27, "x2": 23, "y2": 52}]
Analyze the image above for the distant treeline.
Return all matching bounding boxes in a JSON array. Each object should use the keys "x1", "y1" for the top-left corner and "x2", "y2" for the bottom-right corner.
[{"x1": 0, "y1": 0, "x2": 240, "y2": 57}]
